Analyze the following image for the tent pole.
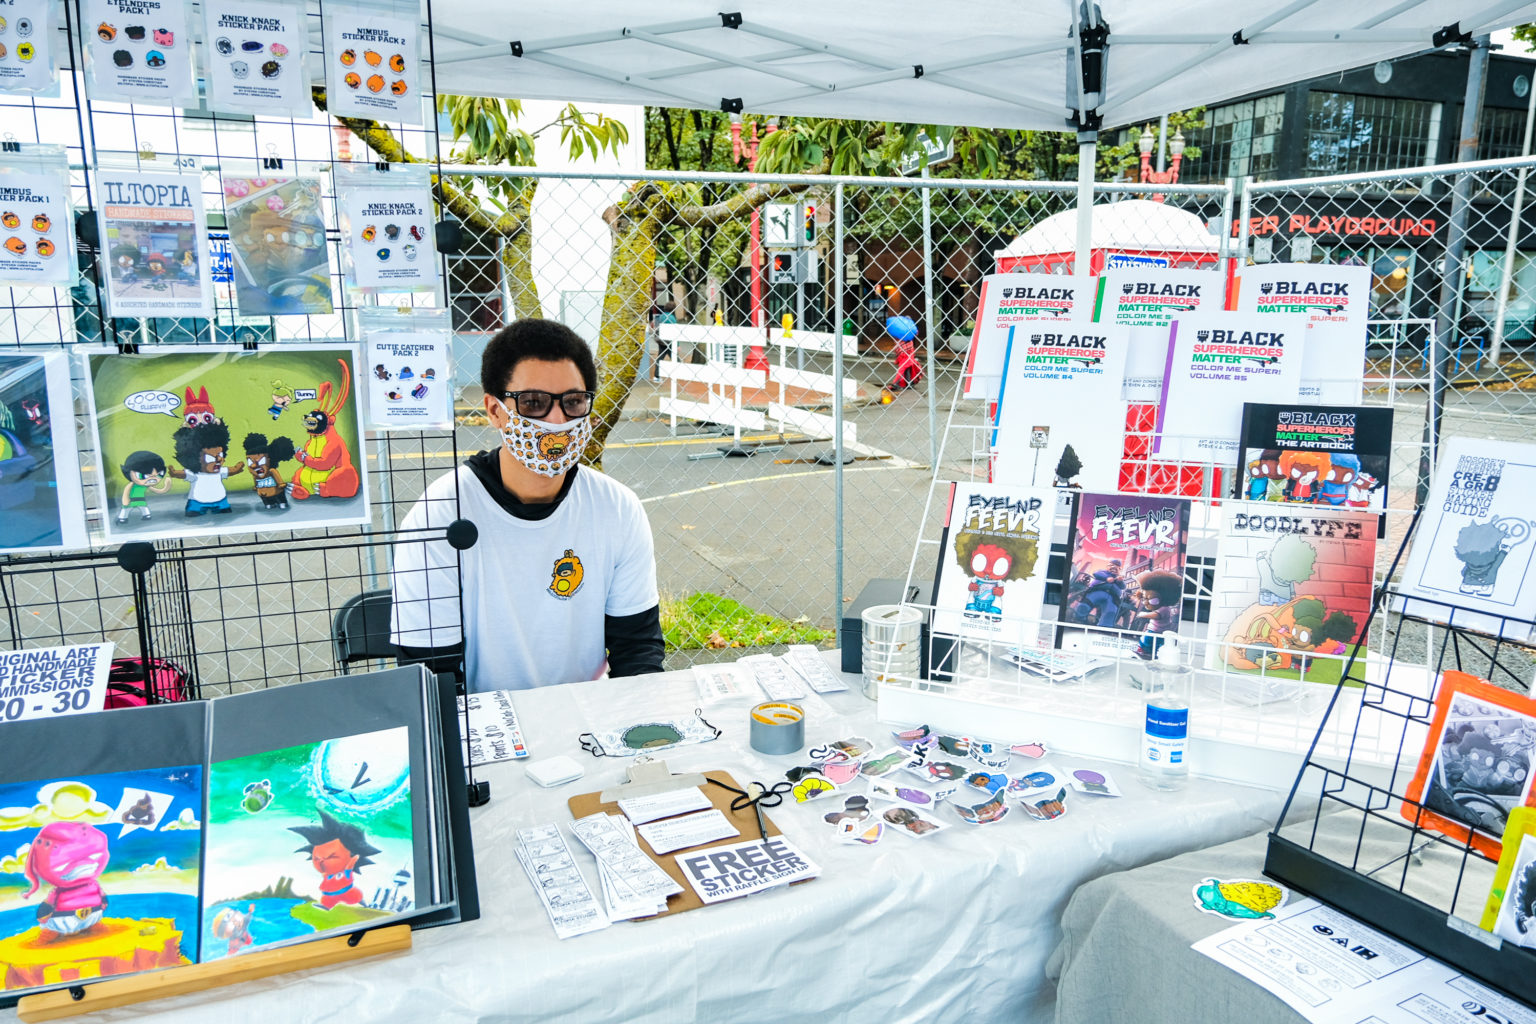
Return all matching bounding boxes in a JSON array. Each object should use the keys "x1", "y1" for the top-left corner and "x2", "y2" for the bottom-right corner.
[
  {"x1": 1423, "y1": 35, "x2": 1490, "y2": 505},
  {"x1": 833, "y1": 182, "x2": 846, "y2": 645},
  {"x1": 1075, "y1": 133, "x2": 1096, "y2": 274},
  {"x1": 1488, "y1": 66, "x2": 1536, "y2": 367}
]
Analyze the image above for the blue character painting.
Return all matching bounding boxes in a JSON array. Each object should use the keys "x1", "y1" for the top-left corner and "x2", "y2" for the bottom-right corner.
[{"x1": 0, "y1": 767, "x2": 203, "y2": 994}]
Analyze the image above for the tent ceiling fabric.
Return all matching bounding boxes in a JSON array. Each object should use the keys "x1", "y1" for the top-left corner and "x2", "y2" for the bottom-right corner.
[{"x1": 430, "y1": 1, "x2": 1536, "y2": 132}]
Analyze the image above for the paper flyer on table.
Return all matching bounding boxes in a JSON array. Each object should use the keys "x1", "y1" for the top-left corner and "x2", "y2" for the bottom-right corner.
[
  {"x1": 1153, "y1": 312, "x2": 1306, "y2": 463},
  {"x1": 83, "y1": 0, "x2": 197, "y2": 107},
  {"x1": 0, "y1": 170, "x2": 73, "y2": 287},
  {"x1": 201, "y1": 0, "x2": 310, "y2": 118},
  {"x1": 618, "y1": 786, "x2": 712, "y2": 826},
  {"x1": 991, "y1": 321, "x2": 1129, "y2": 491},
  {"x1": 962, "y1": 273, "x2": 1093, "y2": 400},
  {"x1": 635, "y1": 809, "x2": 739, "y2": 855},
  {"x1": 0, "y1": 0, "x2": 58, "y2": 95},
  {"x1": 323, "y1": 6, "x2": 421, "y2": 125},
  {"x1": 365, "y1": 331, "x2": 452, "y2": 430},
  {"x1": 456, "y1": 689, "x2": 527, "y2": 766},
  {"x1": 1193, "y1": 897, "x2": 1536, "y2": 1024},
  {"x1": 94, "y1": 169, "x2": 215, "y2": 319},
  {"x1": 677, "y1": 836, "x2": 819, "y2": 904}
]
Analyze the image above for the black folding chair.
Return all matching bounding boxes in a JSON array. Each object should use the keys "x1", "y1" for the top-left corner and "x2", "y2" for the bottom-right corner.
[{"x1": 332, "y1": 589, "x2": 401, "y2": 673}]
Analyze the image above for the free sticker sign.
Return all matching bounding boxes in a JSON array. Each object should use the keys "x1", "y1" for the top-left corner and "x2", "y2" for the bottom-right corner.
[
  {"x1": 676, "y1": 836, "x2": 820, "y2": 904},
  {"x1": 0, "y1": 642, "x2": 115, "y2": 723}
]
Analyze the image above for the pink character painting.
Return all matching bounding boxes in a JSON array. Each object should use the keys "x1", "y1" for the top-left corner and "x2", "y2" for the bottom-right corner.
[{"x1": 24, "y1": 822, "x2": 110, "y2": 938}]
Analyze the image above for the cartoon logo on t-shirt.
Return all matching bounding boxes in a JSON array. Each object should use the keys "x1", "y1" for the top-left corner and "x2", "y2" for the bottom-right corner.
[{"x1": 549, "y1": 548, "x2": 585, "y2": 600}]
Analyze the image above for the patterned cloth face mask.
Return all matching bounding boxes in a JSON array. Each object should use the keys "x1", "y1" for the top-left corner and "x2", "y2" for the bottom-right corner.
[{"x1": 494, "y1": 399, "x2": 592, "y2": 478}]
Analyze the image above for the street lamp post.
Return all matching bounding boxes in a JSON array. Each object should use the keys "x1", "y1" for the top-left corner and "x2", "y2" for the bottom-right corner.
[{"x1": 1138, "y1": 125, "x2": 1185, "y2": 199}]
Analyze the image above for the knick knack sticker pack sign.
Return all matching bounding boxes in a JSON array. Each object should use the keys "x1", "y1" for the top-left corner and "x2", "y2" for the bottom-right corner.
[
  {"x1": 0, "y1": 0, "x2": 57, "y2": 94},
  {"x1": 323, "y1": 3, "x2": 420, "y2": 124},
  {"x1": 336, "y1": 164, "x2": 438, "y2": 290},
  {"x1": 94, "y1": 169, "x2": 214, "y2": 319},
  {"x1": 84, "y1": 0, "x2": 197, "y2": 106},
  {"x1": 201, "y1": 0, "x2": 310, "y2": 118}
]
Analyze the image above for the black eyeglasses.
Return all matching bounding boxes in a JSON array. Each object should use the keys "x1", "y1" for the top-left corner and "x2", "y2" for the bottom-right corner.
[{"x1": 499, "y1": 389, "x2": 595, "y2": 419}]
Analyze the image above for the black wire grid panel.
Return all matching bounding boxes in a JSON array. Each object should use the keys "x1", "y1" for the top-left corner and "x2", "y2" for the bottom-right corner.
[
  {"x1": 0, "y1": 0, "x2": 477, "y2": 694},
  {"x1": 1267, "y1": 506, "x2": 1536, "y2": 1008}
]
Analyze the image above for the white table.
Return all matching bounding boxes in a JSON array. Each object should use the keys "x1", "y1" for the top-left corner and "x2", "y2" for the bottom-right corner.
[{"x1": 19, "y1": 661, "x2": 1290, "y2": 1024}]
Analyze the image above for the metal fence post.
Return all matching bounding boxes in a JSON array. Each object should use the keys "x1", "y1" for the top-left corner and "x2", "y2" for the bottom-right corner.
[
  {"x1": 833, "y1": 181, "x2": 846, "y2": 643},
  {"x1": 1424, "y1": 35, "x2": 1490, "y2": 503},
  {"x1": 922, "y1": 168, "x2": 937, "y2": 469}
]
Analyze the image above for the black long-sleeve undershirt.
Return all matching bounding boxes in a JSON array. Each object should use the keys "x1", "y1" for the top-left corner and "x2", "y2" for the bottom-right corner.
[{"x1": 395, "y1": 452, "x2": 665, "y2": 683}]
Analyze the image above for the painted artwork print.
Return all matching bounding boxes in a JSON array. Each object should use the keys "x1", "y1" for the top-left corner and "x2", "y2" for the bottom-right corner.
[
  {"x1": 0, "y1": 766, "x2": 203, "y2": 993},
  {"x1": 83, "y1": 346, "x2": 368, "y2": 542},
  {"x1": 0, "y1": 352, "x2": 88, "y2": 555},
  {"x1": 200, "y1": 727, "x2": 414, "y2": 961},
  {"x1": 223, "y1": 176, "x2": 334, "y2": 316}
]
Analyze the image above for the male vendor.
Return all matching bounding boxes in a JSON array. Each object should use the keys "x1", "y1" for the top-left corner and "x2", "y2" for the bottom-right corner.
[{"x1": 390, "y1": 319, "x2": 663, "y2": 691}]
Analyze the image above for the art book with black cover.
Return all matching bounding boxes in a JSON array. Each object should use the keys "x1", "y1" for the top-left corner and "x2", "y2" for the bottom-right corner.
[
  {"x1": 1056, "y1": 492, "x2": 1191, "y2": 659},
  {"x1": 1235, "y1": 402, "x2": 1393, "y2": 513}
]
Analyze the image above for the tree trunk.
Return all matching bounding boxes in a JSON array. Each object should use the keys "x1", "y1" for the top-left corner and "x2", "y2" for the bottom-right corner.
[
  {"x1": 585, "y1": 188, "x2": 663, "y2": 471},
  {"x1": 499, "y1": 185, "x2": 543, "y2": 320}
]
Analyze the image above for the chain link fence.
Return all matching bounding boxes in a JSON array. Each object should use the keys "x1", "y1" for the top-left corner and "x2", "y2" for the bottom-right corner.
[{"x1": 4, "y1": 154, "x2": 1536, "y2": 683}]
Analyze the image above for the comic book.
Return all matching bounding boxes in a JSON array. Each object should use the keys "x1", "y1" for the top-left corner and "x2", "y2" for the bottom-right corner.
[
  {"x1": 1396, "y1": 438, "x2": 1536, "y2": 640},
  {"x1": 1235, "y1": 402, "x2": 1393, "y2": 513},
  {"x1": 990, "y1": 322, "x2": 1130, "y2": 492},
  {"x1": 1056, "y1": 492, "x2": 1191, "y2": 659},
  {"x1": 961, "y1": 273, "x2": 1093, "y2": 400},
  {"x1": 930, "y1": 481, "x2": 1055, "y2": 649},
  {"x1": 1207, "y1": 501, "x2": 1376, "y2": 688},
  {"x1": 1235, "y1": 262, "x2": 1371, "y2": 405}
]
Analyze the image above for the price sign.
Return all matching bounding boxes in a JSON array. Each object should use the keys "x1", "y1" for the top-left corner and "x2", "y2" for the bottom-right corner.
[{"x1": 0, "y1": 643, "x2": 114, "y2": 724}]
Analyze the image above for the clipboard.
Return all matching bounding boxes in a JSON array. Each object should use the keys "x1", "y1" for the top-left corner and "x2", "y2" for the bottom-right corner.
[{"x1": 567, "y1": 769, "x2": 812, "y2": 918}]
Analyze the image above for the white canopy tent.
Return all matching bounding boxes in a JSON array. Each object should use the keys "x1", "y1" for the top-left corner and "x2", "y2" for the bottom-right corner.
[
  {"x1": 426, "y1": 1, "x2": 1536, "y2": 269},
  {"x1": 995, "y1": 199, "x2": 1218, "y2": 271}
]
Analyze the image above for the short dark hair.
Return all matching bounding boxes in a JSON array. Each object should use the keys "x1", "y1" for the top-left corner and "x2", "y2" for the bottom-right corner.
[
  {"x1": 290, "y1": 808, "x2": 381, "y2": 867},
  {"x1": 121, "y1": 450, "x2": 165, "y2": 480},
  {"x1": 481, "y1": 318, "x2": 597, "y2": 396}
]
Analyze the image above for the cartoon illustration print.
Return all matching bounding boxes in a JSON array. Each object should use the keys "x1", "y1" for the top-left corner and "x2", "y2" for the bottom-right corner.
[
  {"x1": 1193, "y1": 878, "x2": 1286, "y2": 920},
  {"x1": 24, "y1": 822, "x2": 110, "y2": 937},
  {"x1": 289, "y1": 359, "x2": 359, "y2": 500},
  {"x1": 117, "y1": 450, "x2": 171, "y2": 523},
  {"x1": 548, "y1": 549, "x2": 584, "y2": 600},
  {"x1": 1246, "y1": 449, "x2": 1284, "y2": 501},
  {"x1": 289, "y1": 808, "x2": 381, "y2": 910},
  {"x1": 953, "y1": 513, "x2": 1039, "y2": 621},
  {"x1": 1455, "y1": 517, "x2": 1532, "y2": 597},
  {"x1": 242, "y1": 433, "x2": 296, "y2": 511},
  {"x1": 167, "y1": 420, "x2": 243, "y2": 516}
]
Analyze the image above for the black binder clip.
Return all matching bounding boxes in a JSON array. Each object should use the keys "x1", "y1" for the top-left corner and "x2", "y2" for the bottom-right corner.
[
  {"x1": 261, "y1": 145, "x2": 283, "y2": 171},
  {"x1": 375, "y1": 161, "x2": 390, "y2": 173},
  {"x1": 0, "y1": 141, "x2": 20, "y2": 154}
]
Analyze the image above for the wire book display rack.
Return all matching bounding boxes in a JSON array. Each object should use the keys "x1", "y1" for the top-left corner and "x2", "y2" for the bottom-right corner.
[
  {"x1": 883, "y1": 319, "x2": 1438, "y2": 789},
  {"x1": 1266, "y1": 505, "x2": 1536, "y2": 1008}
]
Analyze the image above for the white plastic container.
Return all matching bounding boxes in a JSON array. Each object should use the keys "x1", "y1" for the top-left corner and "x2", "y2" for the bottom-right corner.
[{"x1": 1137, "y1": 639, "x2": 1191, "y2": 791}]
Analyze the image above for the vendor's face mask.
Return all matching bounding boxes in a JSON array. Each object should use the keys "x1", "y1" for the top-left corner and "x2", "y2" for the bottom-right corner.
[{"x1": 494, "y1": 399, "x2": 591, "y2": 478}]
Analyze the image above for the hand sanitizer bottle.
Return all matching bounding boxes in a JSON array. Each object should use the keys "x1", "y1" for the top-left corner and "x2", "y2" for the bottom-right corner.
[{"x1": 1138, "y1": 638, "x2": 1190, "y2": 791}]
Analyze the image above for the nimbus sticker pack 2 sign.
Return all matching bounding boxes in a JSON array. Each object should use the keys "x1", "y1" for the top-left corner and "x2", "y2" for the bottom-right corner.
[
  {"x1": 1154, "y1": 313, "x2": 1305, "y2": 462},
  {"x1": 324, "y1": 8, "x2": 420, "y2": 124},
  {"x1": 84, "y1": 0, "x2": 197, "y2": 106}
]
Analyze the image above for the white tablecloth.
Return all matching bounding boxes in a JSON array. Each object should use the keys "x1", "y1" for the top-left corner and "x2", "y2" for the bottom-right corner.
[{"x1": 9, "y1": 661, "x2": 1291, "y2": 1024}]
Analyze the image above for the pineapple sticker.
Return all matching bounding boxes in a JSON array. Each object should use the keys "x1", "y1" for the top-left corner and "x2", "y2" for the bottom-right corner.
[{"x1": 1193, "y1": 877, "x2": 1288, "y2": 920}]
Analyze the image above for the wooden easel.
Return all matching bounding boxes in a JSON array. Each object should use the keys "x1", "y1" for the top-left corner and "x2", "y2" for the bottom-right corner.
[{"x1": 15, "y1": 924, "x2": 411, "y2": 1022}]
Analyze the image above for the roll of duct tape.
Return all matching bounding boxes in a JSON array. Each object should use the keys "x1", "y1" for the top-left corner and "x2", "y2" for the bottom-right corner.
[{"x1": 749, "y1": 700, "x2": 805, "y2": 755}]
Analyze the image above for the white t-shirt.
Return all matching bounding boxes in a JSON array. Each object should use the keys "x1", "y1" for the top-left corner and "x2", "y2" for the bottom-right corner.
[
  {"x1": 188, "y1": 468, "x2": 229, "y2": 503},
  {"x1": 389, "y1": 464, "x2": 659, "y2": 691}
]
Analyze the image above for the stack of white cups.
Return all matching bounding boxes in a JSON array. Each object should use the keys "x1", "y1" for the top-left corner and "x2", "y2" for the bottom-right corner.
[{"x1": 860, "y1": 603, "x2": 924, "y2": 699}]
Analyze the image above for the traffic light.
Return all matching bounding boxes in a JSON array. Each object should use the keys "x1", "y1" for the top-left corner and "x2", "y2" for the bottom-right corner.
[
  {"x1": 770, "y1": 251, "x2": 795, "y2": 285},
  {"x1": 804, "y1": 204, "x2": 816, "y2": 244}
]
